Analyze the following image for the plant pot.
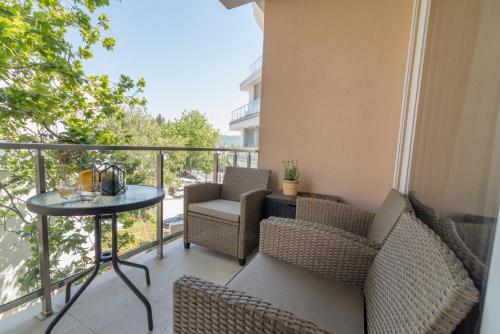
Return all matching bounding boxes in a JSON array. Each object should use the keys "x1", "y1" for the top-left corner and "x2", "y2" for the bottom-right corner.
[{"x1": 283, "y1": 180, "x2": 299, "y2": 196}]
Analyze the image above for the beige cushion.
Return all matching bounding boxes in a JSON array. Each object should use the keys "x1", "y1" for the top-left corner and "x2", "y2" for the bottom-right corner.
[
  {"x1": 188, "y1": 199, "x2": 240, "y2": 223},
  {"x1": 367, "y1": 189, "x2": 413, "y2": 244},
  {"x1": 364, "y1": 212, "x2": 479, "y2": 334},
  {"x1": 228, "y1": 253, "x2": 364, "y2": 334}
]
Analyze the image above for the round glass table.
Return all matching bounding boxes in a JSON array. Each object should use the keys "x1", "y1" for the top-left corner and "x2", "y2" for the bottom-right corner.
[{"x1": 27, "y1": 185, "x2": 165, "y2": 334}]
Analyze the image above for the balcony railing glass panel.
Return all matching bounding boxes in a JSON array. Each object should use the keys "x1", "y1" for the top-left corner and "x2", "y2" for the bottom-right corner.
[
  {"x1": 249, "y1": 56, "x2": 263, "y2": 74},
  {"x1": 0, "y1": 143, "x2": 258, "y2": 317},
  {"x1": 231, "y1": 98, "x2": 261, "y2": 123}
]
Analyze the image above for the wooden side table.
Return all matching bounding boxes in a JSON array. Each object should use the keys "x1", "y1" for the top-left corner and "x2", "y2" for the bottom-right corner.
[{"x1": 264, "y1": 191, "x2": 339, "y2": 219}]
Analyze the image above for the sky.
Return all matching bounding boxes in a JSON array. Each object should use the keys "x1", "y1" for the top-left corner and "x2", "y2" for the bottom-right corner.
[{"x1": 79, "y1": 0, "x2": 263, "y2": 135}]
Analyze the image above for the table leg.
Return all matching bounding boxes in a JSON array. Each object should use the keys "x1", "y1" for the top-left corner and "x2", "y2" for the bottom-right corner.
[
  {"x1": 45, "y1": 216, "x2": 102, "y2": 334},
  {"x1": 116, "y1": 259, "x2": 151, "y2": 285},
  {"x1": 111, "y1": 213, "x2": 153, "y2": 331},
  {"x1": 65, "y1": 268, "x2": 93, "y2": 303}
]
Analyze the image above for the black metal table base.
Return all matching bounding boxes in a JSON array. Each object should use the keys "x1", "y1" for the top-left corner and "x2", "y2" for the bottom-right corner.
[{"x1": 45, "y1": 214, "x2": 153, "y2": 334}]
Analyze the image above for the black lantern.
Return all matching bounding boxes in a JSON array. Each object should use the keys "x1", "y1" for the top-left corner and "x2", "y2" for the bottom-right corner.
[{"x1": 93, "y1": 163, "x2": 126, "y2": 196}]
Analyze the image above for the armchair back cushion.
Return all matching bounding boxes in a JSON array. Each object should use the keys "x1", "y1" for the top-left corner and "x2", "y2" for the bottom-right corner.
[
  {"x1": 364, "y1": 212, "x2": 479, "y2": 334},
  {"x1": 367, "y1": 189, "x2": 413, "y2": 244},
  {"x1": 220, "y1": 167, "x2": 271, "y2": 202}
]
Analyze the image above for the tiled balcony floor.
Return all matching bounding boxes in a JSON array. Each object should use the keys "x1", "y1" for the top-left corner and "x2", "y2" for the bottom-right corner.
[{"x1": 0, "y1": 237, "x2": 245, "y2": 334}]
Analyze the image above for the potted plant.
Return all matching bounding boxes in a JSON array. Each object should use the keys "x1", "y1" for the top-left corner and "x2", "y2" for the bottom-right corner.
[{"x1": 282, "y1": 160, "x2": 299, "y2": 196}]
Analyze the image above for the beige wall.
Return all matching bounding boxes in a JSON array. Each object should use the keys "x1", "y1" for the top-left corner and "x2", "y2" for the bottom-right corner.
[
  {"x1": 258, "y1": 0, "x2": 413, "y2": 210},
  {"x1": 410, "y1": 0, "x2": 500, "y2": 218}
]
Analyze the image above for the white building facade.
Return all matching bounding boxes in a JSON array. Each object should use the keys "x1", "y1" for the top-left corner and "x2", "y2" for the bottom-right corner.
[
  {"x1": 228, "y1": 1, "x2": 264, "y2": 149},
  {"x1": 229, "y1": 56, "x2": 262, "y2": 148}
]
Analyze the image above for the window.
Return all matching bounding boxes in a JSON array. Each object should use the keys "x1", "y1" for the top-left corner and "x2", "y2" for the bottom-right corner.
[
  {"x1": 408, "y1": 0, "x2": 500, "y2": 331},
  {"x1": 253, "y1": 82, "x2": 262, "y2": 100}
]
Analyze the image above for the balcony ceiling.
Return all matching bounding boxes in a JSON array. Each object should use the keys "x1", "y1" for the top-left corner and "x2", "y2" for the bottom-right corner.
[{"x1": 219, "y1": 0, "x2": 253, "y2": 9}]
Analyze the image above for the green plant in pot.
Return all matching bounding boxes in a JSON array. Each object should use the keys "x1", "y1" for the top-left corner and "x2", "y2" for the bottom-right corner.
[{"x1": 283, "y1": 160, "x2": 299, "y2": 196}]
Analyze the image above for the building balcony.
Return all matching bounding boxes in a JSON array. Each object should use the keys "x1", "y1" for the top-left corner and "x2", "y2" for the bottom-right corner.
[
  {"x1": 229, "y1": 98, "x2": 260, "y2": 131},
  {"x1": 240, "y1": 56, "x2": 262, "y2": 91},
  {"x1": 249, "y1": 56, "x2": 263, "y2": 75},
  {"x1": 0, "y1": 142, "x2": 259, "y2": 333},
  {"x1": 1, "y1": 0, "x2": 500, "y2": 331}
]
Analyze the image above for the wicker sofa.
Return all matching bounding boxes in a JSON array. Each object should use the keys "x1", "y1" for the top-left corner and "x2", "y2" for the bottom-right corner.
[
  {"x1": 173, "y1": 191, "x2": 479, "y2": 334},
  {"x1": 183, "y1": 167, "x2": 271, "y2": 265},
  {"x1": 409, "y1": 192, "x2": 493, "y2": 290}
]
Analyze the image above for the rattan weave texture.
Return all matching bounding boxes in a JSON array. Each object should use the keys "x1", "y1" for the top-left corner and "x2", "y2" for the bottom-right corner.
[
  {"x1": 221, "y1": 167, "x2": 271, "y2": 202},
  {"x1": 365, "y1": 212, "x2": 479, "y2": 334},
  {"x1": 173, "y1": 275, "x2": 330, "y2": 334},
  {"x1": 409, "y1": 192, "x2": 489, "y2": 288},
  {"x1": 184, "y1": 168, "x2": 271, "y2": 261},
  {"x1": 296, "y1": 197, "x2": 374, "y2": 236},
  {"x1": 260, "y1": 217, "x2": 379, "y2": 288}
]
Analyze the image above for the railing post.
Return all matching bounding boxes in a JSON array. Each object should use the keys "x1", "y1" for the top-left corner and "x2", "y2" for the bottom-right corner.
[
  {"x1": 156, "y1": 151, "x2": 164, "y2": 259},
  {"x1": 213, "y1": 152, "x2": 219, "y2": 183},
  {"x1": 246, "y1": 152, "x2": 252, "y2": 168},
  {"x1": 34, "y1": 149, "x2": 52, "y2": 319},
  {"x1": 233, "y1": 152, "x2": 238, "y2": 167}
]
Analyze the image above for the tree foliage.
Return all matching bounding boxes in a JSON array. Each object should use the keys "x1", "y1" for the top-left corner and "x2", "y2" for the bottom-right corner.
[
  {"x1": 163, "y1": 110, "x2": 220, "y2": 174},
  {"x1": 0, "y1": 0, "x2": 151, "y2": 292},
  {"x1": 0, "y1": 0, "x2": 222, "y2": 298},
  {"x1": 0, "y1": 0, "x2": 146, "y2": 144}
]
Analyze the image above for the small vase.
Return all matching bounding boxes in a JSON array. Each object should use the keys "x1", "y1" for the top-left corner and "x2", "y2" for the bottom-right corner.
[{"x1": 283, "y1": 180, "x2": 299, "y2": 196}]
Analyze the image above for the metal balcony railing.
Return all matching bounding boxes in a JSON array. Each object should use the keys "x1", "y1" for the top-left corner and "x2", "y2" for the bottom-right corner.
[
  {"x1": 0, "y1": 142, "x2": 258, "y2": 317},
  {"x1": 249, "y1": 55, "x2": 263, "y2": 74},
  {"x1": 230, "y1": 98, "x2": 261, "y2": 123}
]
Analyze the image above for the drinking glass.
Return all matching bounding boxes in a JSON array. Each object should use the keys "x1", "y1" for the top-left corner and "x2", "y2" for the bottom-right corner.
[
  {"x1": 58, "y1": 180, "x2": 79, "y2": 200},
  {"x1": 79, "y1": 182, "x2": 102, "y2": 201}
]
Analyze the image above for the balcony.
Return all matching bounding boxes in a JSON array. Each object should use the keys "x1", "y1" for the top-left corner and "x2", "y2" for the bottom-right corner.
[
  {"x1": 1, "y1": 0, "x2": 500, "y2": 332},
  {"x1": 0, "y1": 142, "x2": 258, "y2": 333},
  {"x1": 249, "y1": 56, "x2": 263, "y2": 75},
  {"x1": 240, "y1": 56, "x2": 263, "y2": 91},
  {"x1": 229, "y1": 98, "x2": 260, "y2": 130}
]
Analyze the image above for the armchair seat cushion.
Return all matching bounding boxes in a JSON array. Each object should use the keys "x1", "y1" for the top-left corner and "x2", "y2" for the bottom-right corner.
[
  {"x1": 188, "y1": 199, "x2": 240, "y2": 223},
  {"x1": 228, "y1": 253, "x2": 364, "y2": 334}
]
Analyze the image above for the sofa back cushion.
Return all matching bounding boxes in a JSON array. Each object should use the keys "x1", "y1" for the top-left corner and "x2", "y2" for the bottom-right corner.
[
  {"x1": 220, "y1": 167, "x2": 271, "y2": 202},
  {"x1": 364, "y1": 212, "x2": 479, "y2": 334},
  {"x1": 367, "y1": 189, "x2": 413, "y2": 245}
]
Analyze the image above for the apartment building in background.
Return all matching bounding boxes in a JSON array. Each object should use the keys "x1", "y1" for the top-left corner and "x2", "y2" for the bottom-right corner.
[{"x1": 228, "y1": 2, "x2": 263, "y2": 148}]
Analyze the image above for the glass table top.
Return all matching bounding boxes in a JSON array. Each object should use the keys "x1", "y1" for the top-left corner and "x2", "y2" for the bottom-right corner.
[{"x1": 27, "y1": 185, "x2": 165, "y2": 216}]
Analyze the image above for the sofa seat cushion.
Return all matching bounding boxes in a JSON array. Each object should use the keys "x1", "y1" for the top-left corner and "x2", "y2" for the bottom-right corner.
[
  {"x1": 228, "y1": 253, "x2": 364, "y2": 334},
  {"x1": 188, "y1": 199, "x2": 240, "y2": 223}
]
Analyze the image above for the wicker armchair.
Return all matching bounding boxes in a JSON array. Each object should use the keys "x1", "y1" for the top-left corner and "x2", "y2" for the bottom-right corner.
[
  {"x1": 183, "y1": 167, "x2": 271, "y2": 265},
  {"x1": 173, "y1": 212, "x2": 479, "y2": 334}
]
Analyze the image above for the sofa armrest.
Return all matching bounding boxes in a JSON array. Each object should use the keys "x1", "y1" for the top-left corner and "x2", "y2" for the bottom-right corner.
[
  {"x1": 173, "y1": 275, "x2": 330, "y2": 334},
  {"x1": 260, "y1": 217, "x2": 379, "y2": 288},
  {"x1": 238, "y1": 189, "x2": 272, "y2": 258},
  {"x1": 296, "y1": 197, "x2": 375, "y2": 237},
  {"x1": 184, "y1": 183, "x2": 221, "y2": 208}
]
